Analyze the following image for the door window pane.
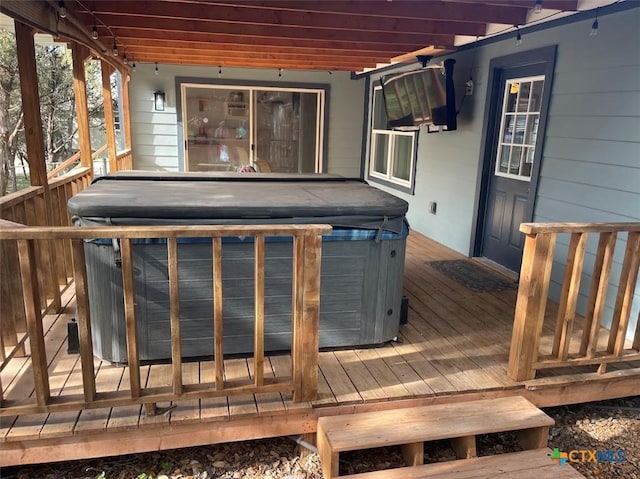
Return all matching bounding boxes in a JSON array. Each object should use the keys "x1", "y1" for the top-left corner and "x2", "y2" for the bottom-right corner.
[
  {"x1": 525, "y1": 114, "x2": 539, "y2": 145},
  {"x1": 517, "y1": 82, "x2": 531, "y2": 112},
  {"x1": 510, "y1": 147, "x2": 523, "y2": 175},
  {"x1": 530, "y1": 80, "x2": 544, "y2": 111},
  {"x1": 513, "y1": 115, "x2": 526, "y2": 144},
  {"x1": 521, "y1": 147, "x2": 534, "y2": 177},
  {"x1": 506, "y1": 82, "x2": 519, "y2": 112},
  {"x1": 498, "y1": 146, "x2": 511, "y2": 173},
  {"x1": 502, "y1": 115, "x2": 515, "y2": 143}
]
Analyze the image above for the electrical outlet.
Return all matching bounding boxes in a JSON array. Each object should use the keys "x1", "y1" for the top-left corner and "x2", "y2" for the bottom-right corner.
[{"x1": 465, "y1": 79, "x2": 474, "y2": 96}]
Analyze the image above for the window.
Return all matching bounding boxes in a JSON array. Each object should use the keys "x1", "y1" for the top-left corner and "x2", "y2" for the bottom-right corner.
[
  {"x1": 368, "y1": 86, "x2": 417, "y2": 192},
  {"x1": 495, "y1": 76, "x2": 544, "y2": 181},
  {"x1": 181, "y1": 84, "x2": 325, "y2": 173}
]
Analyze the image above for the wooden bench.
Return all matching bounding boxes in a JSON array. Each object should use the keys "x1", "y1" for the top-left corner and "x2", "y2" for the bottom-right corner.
[
  {"x1": 338, "y1": 448, "x2": 586, "y2": 478},
  {"x1": 316, "y1": 396, "x2": 555, "y2": 478}
]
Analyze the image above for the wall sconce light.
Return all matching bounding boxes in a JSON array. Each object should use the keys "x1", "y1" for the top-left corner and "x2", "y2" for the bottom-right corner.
[{"x1": 154, "y1": 90, "x2": 165, "y2": 111}]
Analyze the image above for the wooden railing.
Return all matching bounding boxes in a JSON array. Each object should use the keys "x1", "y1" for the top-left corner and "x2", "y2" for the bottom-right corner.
[
  {"x1": 0, "y1": 223, "x2": 330, "y2": 416},
  {"x1": 116, "y1": 148, "x2": 133, "y2": 170},
  {"x1": 0, "y1": 167, "x2": 93, "y2": 364},
  {"x1": 508, "y1": 222, "x2": 640, "y2": 381},
  {"x1": 47, "y1": 145, "x2": 108, "y2": 179}
]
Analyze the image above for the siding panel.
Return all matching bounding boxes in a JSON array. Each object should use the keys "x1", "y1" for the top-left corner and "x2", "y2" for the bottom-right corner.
[
  {"x1": 545, "y1": 115, "x2": 640, "y2": 142},
  {"x1": 543, "y1": 137, "x2": 640, "y2": 167},
  {"x1": 549, "y1": 91, "x2": 640, "y2": 118}
]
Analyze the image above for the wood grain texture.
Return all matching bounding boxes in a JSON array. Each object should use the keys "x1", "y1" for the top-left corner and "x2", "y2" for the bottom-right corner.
[
  {"x1": 338, "y1": 448, "x2": 586, "y2": 479},
  {"x1": 16, "y1": 239, "x2": 49, "y2": 406},
  {"x1": 552, "y1": 232, "x2": 587, "y2": 360},
  {"x1": 167, "y1": 238, "x2": 183, "y2": 395},
  {"x1": 70, "y1": 239, "x2": 96, "y2": 402},
  {"x1": 580, "y1": 232, "x2": 616, "y2": 358},
  {"x1": 607, "y1": 231, "x2": 640, "y2": 355},
  {"x1": 254, "y1": 235, "x2": 265, "y2": 388},
  {"x1": 508, "y1": 233, "x2": 556, "y2": 381},
  {"x1": 212, "y1": 237, "x2": 224, "y2": 390},
  {"x1": 317, "y1": 396, "x2": 553, "y2": 453},
  {"x1": 120, "y1": 238, "x2": 141, "y2": 398}
]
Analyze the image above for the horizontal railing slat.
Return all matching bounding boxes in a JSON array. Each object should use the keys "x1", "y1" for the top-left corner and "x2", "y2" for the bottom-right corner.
[{"x1": 0, "y1": 224, "x2": 333, "y2": 240}]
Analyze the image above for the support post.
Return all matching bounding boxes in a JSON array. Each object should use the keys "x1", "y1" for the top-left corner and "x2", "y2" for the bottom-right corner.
[
  {"x1": 508, "y1": 232, "x2": 556, "y2": 381},
  {"x1": 101, "y1": 61, "x2": 118, "y2": 173},
  {"x1": 71, "y1": 44, "x2": 93, "y2": 178}
]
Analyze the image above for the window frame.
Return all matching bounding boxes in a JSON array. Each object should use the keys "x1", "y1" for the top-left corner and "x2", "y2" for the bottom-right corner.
[
  {"x1": 367, "y1": 85, "x2": 418, "y2": 194},
  {"x1": 494, "y1": 75, "x2": 545, "y2": 182}
]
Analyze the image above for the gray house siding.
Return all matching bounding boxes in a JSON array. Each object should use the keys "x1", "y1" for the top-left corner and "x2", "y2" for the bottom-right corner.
[
  {"x1": 364, "y1": 5, "x2": 640, "y2": 336},
  {"x1": 128, "y1": 65, "x2": 364, "y2": 177}
]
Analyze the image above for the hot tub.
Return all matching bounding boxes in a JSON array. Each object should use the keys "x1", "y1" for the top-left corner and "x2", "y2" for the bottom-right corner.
[{"x1": 68, "y1": 172, "x2": 409, "y2": 363}]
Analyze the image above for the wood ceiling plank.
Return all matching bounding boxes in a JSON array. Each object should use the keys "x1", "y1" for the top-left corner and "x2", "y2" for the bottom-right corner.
[
  {"x1": 130, "y1": 54, "x2": 381, "y2": 71},
  {"x1": 449, "y1": 0, "x2": 579, "y2": 10},
  {"x1": 125, "y1": 46, "x2": 390, "y2": 65},
  {"x1": 121, "y1": 37, "x2": 410, "y2": 57},
  {"x1": 81, "y1": 1, "x2": 488, "y2": 36},
  {"x1": 107, "y1": 29, "x2": 443, "y2": 53},
  {"x1": 77, "y1": 12, "x2": 474, "y2": 42},
  {"x1": 195, "y1": 0, "x2": 529, "y2": 25}
]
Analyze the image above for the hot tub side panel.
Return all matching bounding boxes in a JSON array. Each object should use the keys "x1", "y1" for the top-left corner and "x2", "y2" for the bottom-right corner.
[{"x1": 84, "y1": 236, "x2": 406, "y2": 363}]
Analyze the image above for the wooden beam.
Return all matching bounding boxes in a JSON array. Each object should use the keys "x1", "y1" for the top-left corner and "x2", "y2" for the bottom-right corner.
[
  {"x1": 71, "y1": 44, "x2": 93, "y2": 175},
  {"x1": 0, "y1": 0, "x2": 129, "y2": 73},
  {"x1": 118, "y1": 30, "x2": 435, "y2": 54},
  {"x1": 0, "y1": 411, "x2": 316, "y2": 467},
  {"x1": 124, "y1": 55, "x2": 377, "y2": 72},
  {"x1": 125, "y1": 46, "x2": 390, "y2": 66},
  {"x1": 121, "y1": 37, "x2": 411, "y2": 57},
  {"x1": 121, "y1": 73, "x2": 132, "y2": 151},
  {"x1": 14, "y1": 22, "x2": 47, "y2": 188},
  {"x1": 100, "y1": 61, "x2": 118, "y2": 174}
]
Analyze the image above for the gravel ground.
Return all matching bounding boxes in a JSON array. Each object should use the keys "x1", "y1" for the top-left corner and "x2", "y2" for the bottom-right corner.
[{"x1": 3, "y1": 396, "x2": 638, "y2": 479}]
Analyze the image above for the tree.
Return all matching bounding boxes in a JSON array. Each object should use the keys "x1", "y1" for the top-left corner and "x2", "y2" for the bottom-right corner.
[
  {"x1": 0, "y1": 30, "x2": 106, "y2": 196},
  {"x1": 0, "y1": 31, "x2": 23, "y2": 196}
]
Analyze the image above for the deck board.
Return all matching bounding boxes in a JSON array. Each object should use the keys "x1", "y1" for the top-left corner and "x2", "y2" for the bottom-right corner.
[{"x1": 1, "y1": 231, "x2": 639, "y2": 465}]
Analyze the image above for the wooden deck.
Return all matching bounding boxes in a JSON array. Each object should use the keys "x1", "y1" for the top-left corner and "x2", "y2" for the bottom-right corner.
[{"x1": 1, "y1": 232, "x2": 638, "y2": 466}]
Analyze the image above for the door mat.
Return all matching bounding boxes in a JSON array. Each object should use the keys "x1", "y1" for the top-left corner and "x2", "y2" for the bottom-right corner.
[{"x1": 427, "y1": 259, "x2": 518, "y2": 293}]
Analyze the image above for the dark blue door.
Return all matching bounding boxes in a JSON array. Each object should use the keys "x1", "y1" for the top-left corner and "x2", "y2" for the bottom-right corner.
[{"x1": 481, "y1": 65, "x2": 547, "y2": 272}]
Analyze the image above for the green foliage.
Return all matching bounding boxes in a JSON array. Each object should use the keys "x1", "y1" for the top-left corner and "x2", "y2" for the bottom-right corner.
[{"x1": 0, "y1": 28, "x2": 108, "y2": 196}]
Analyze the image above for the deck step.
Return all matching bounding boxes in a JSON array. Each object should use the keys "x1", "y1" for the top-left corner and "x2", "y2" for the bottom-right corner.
[
  {"x1": 316, "y1": 396, "x2": 554, "y2": 478},
  {"x1": 339, "y1": 448, "x2": 586, "y2": 478}
]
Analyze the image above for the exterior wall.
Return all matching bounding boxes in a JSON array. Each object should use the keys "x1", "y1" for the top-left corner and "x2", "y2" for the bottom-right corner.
[
  {"x1": 364, "y1": 5, "x2": 640, "y2": 334},
  {"x1": 128, "y1": 65, "x2": 365, "y2": 177}
]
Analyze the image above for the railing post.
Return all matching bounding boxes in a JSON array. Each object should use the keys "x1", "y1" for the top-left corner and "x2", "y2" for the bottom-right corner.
[
  {"x1": 508, "y1": 231, "x2": 556, "y2": 381},
  {"x1": 120, "y1": 238, "x2": 141, "y2": 398},
  {"x1": 293, "y1": 234, "x2": 322, "y2": 402},
  {"x1": 17, "y1": 239, "x2": 50, "y2": 406},
  {"x1": 71, "y1": 239, "x2": 96, "y2": 402},
  {"x1": 254, "y1": 234, "x2": 265, "y2": 387}
]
